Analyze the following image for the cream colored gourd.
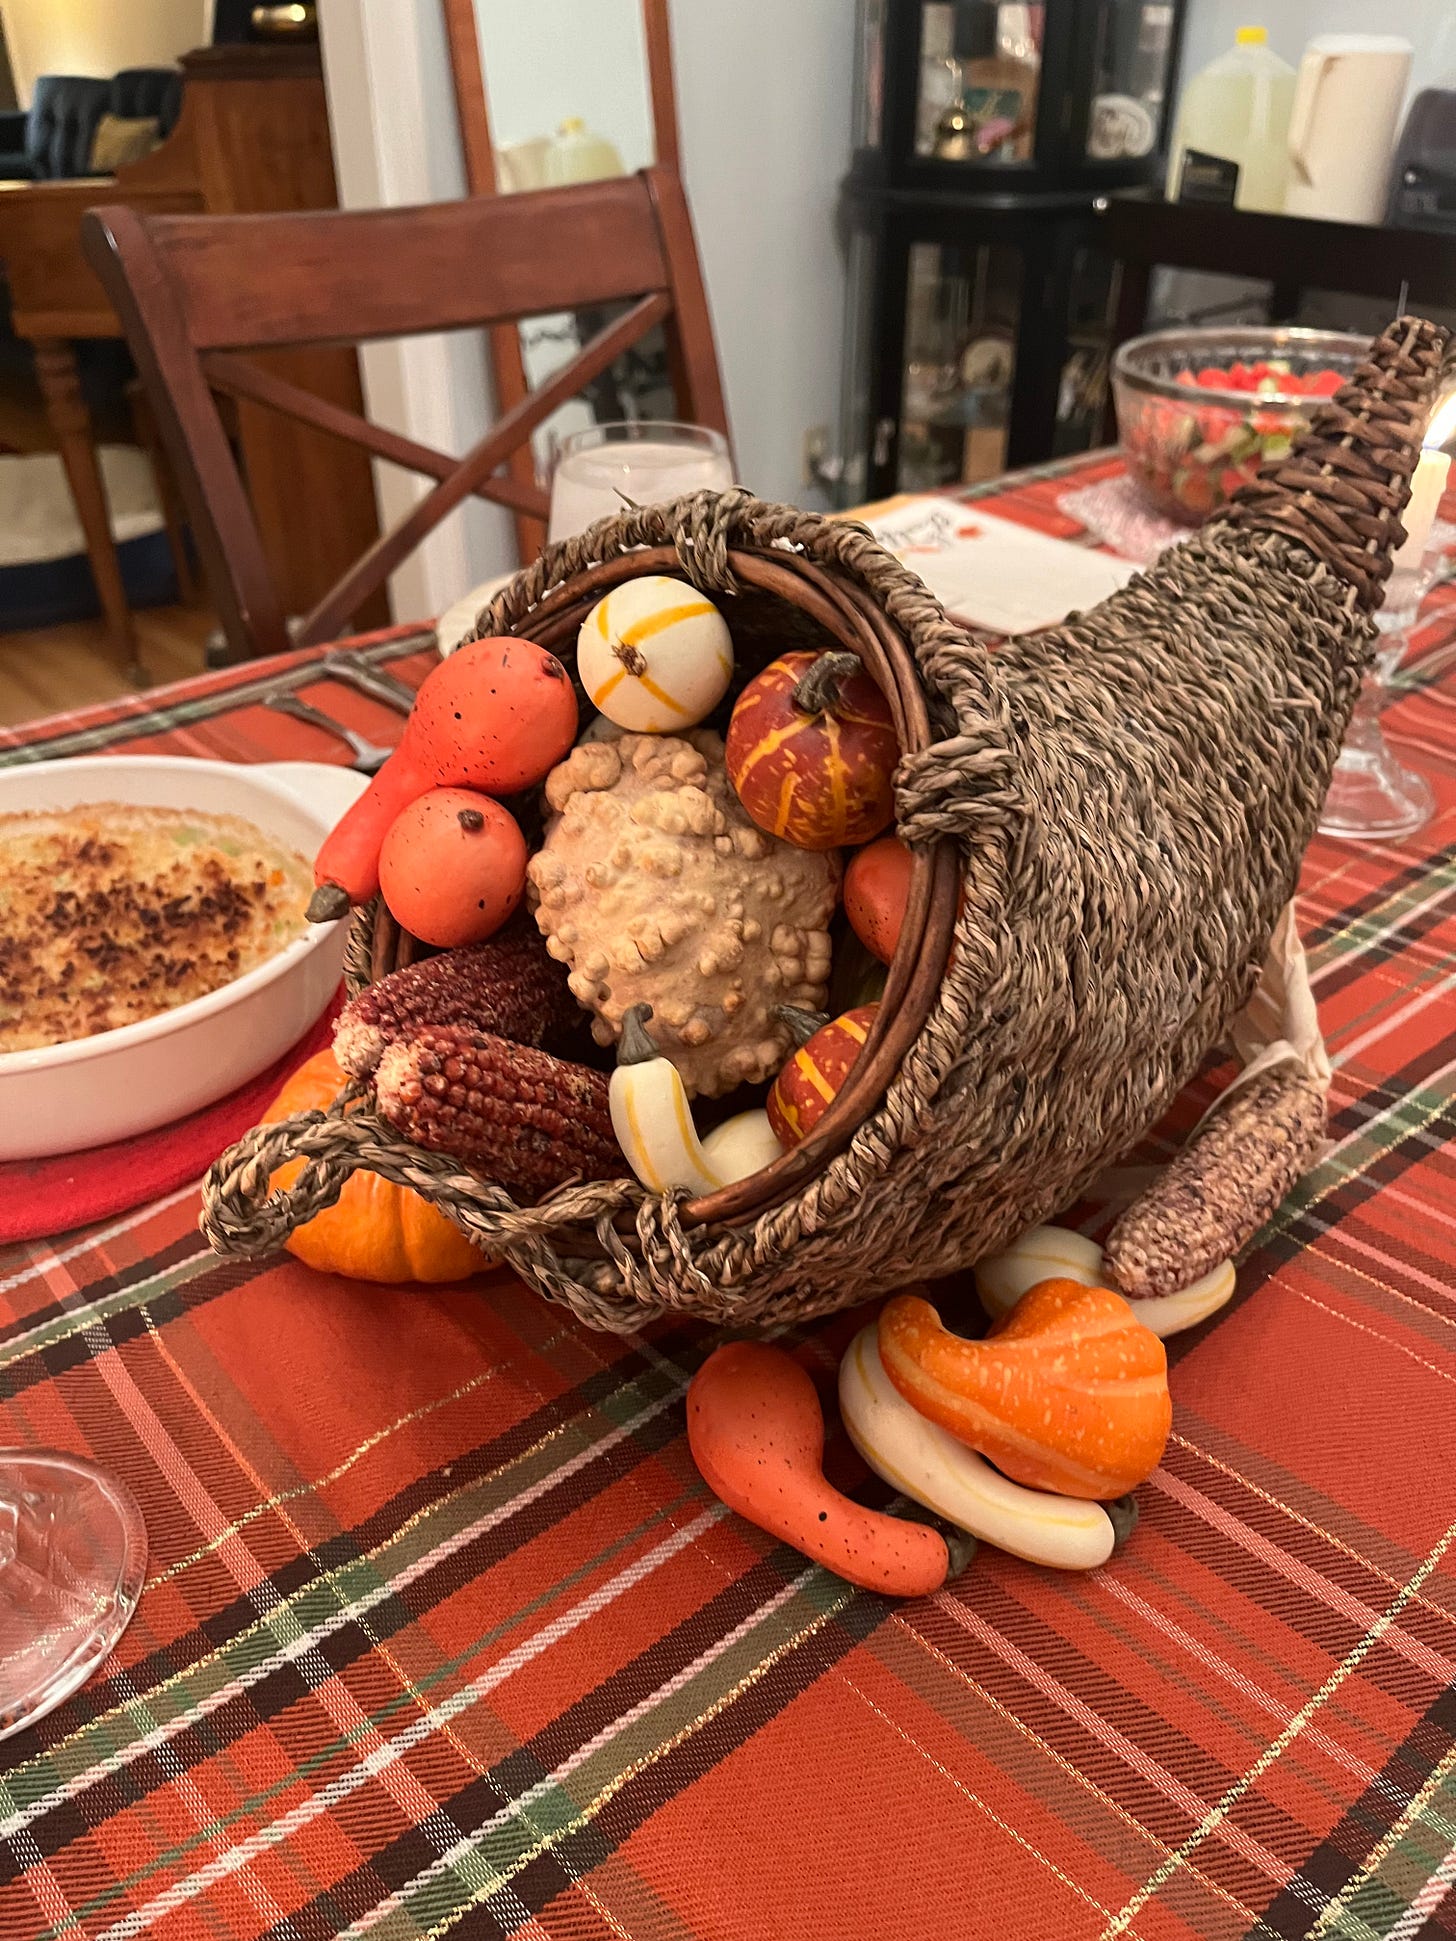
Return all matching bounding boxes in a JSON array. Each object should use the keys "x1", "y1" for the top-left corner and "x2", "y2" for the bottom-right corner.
[
  {"x1": 839, "y1": 1326, "x2": 1118, "y2": 1570},
  {"x1": 975, "y1": 1224, "x2": 1235, "y2": 1338},
  {"x1": 577, "y1": 575, "x2": 734, "y2": 732},
  {"x1": 610, "y1": 1005, "x2": 780, "y2": 1193},
  {"x1": 700, "y1": 1108, "x2": 785, "y2": 1182}
]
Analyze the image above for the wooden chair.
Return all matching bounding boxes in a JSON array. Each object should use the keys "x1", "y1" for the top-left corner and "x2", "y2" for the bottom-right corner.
[{"x1": 80, "y1": 166, "x2": 730, "y2": 662}]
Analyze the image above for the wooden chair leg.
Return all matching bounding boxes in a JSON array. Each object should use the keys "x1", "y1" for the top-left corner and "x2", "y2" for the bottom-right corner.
[
  {"x1": 33, "y1": 338, "x2": 146, "y2": 684},
  {"x1": 129, "y1": 378, "x2": 198, "y2": 605}
]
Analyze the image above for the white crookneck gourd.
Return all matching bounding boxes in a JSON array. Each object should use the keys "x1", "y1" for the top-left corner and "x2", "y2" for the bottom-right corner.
[
  {"x1": 610, "y1": 1004, "x2": 782, "y2": 1194},
  {"x1": 975, "y1": 1224, "x2": 1235, "y2": 1340},
  {"x1": 839, "y1": 1326, "x2": 1125, "y2": 1571}
]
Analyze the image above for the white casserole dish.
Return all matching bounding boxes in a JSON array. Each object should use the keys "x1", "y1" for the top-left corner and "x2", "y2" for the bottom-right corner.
[{"x1": 0, "y1": 756, "x2": 369, "y2": 1160}]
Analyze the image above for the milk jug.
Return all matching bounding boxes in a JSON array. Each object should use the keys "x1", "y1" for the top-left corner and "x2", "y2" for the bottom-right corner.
[{"x1": 1165, "y1": 27, "x2": 1296, "y2": 214}]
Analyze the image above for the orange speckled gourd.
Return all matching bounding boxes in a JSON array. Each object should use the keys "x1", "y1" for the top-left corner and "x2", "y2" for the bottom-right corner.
[
  {"x1": 877, "y1": 1279, "x2": 1172, "y2": 1499},
  {"x1": 378, "y1": 789, "x2": 527, "y2": 948},
  {"x1": 844, "y1": 834, "x2": 913, "y2": 965},
  {"x1": 767, "y1": 1003, "x2": 879, "y2": 1146},
  {"x1": 687, "y1": 1341, "x2": 953, "y2": 1597},
  {"x1": 311, "y1": 636, "x2": 575, "y2": 911},
  {"x1": 725, "y1": 650, "x2": 899, "y2": 850}
]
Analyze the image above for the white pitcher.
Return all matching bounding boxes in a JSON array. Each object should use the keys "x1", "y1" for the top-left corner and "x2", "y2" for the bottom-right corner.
[{"x1": 1285, "y1": 35, "x2": 1412, "y2": 224}]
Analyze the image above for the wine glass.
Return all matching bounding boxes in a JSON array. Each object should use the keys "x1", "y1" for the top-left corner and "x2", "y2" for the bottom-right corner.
[
  {"x1": 1319, "y1": 522, "x2": 1451, "y2": 843},
  {"x1": 547, "y1": 421, "x2": 733, "y2": 544},
  {"x1": 0, "y1": 1449, "x2": 146, "y2": 1740}
]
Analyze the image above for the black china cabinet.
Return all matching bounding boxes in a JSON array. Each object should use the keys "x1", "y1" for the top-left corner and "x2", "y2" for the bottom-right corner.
[{"x1": 837, "y1": 0, "x2": 1187, "y2": 504}]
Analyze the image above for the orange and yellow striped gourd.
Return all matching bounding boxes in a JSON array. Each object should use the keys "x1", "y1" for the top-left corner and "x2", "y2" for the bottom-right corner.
[
  {"x1": 725, "y1": 650, "x2": 899, "y2": 850},
  {"x1": 767, "y1": 1004, "x2": 878, "y2": 1146}
]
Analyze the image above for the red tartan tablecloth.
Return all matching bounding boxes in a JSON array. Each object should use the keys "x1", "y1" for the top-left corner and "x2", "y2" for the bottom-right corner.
[{"x1": 4, "y1": 453, "x2": 1456, "y2": 1941}]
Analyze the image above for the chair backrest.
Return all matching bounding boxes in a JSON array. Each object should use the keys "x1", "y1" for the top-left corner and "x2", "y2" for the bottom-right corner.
[
  {"x1": 111, "y1": 67, "x2": 185, "y2": 139},
  {"x1": 27, "y1": 75, "x2": 110, "y2": 178},
  {"x1": 81, "y1": 167, "x2": 730, "y2": 660}
]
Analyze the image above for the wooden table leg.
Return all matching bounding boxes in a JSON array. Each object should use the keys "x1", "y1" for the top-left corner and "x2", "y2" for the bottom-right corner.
[{"x1": 33, "y1": 338, "x2": 146, "y2": 684}]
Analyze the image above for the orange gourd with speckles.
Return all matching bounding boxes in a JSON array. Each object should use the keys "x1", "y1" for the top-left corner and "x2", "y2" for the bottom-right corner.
[
  {"x1": 767, "y1": 1004, "x2": 878, "y2": 1146},
  {"x1": 877, "y1": 1279, "x2": 1171, "y2": 1499},
  {"x1": 725, "y1": 651, "x2": 899, "y2": 850}
]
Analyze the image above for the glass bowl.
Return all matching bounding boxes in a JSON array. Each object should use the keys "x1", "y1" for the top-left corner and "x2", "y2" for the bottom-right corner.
[{"x1": 1112, "y1": 326, "x2": 1373, "y2": 524}]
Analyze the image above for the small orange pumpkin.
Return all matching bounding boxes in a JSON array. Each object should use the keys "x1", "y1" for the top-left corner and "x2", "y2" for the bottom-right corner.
[
  {"x1": 877, "y1": 1279, "x2": 1171, "y2": 1499},
  {"x1": 263, "y1": 1048, "x2": 490, "y2": 1283},
  {"x1": 725, "y1": 651, "x2": 899, "y2": 850},
  {"x1": 767, "y1": 1003, "x2": 878, "y2": 1146}
]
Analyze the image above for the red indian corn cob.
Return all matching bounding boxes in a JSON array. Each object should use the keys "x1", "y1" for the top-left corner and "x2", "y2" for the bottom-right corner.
[
  {"x1": 334, "y1": 925, "x2": 578, "y2": 1077},
  {"x1": 374, "y1": 1024, "x2": 620, "y2": 1200}
]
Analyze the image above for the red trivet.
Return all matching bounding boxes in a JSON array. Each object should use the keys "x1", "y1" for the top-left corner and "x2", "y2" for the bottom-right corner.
[{"x1": 0, "y1": 995, "x2": 342, "y2": 1246}]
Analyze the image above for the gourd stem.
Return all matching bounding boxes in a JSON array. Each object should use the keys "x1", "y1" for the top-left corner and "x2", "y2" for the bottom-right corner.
[
  {"x1": 307, "y1": 883, "x2": 352, "y2": 924},
  {"x1": 617, "y1": 1003, "x2": 660, "y2": 1066},
  {"x1": 776, "y1": 1003, "x2": 829, "y2": 1048},
  {"x1": 791, "y1": 651, "x2": 861, "y2": 718}
]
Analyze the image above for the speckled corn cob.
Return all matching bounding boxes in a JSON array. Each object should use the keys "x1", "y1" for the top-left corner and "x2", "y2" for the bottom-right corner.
[
  {"x1": 374, "y1": 1024, "x2": 619, "y2": 1200},
  {"x1": 335, "y1": 926, "x2": 577, "y2": 1077},
  {"x1": 1105, "y1": 1070, "x2": 1327, "y2": 1299}
]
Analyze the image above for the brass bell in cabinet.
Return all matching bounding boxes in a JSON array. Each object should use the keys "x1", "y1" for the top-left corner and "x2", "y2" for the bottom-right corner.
[{"x1": 932, "y1": 102, "x2": 978, "y2": 162}]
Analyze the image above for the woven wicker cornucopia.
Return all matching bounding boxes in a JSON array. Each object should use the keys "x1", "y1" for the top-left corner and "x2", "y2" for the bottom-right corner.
[{"x1": 203, "y1": 316, "x2": 1449, "y2": 1332}]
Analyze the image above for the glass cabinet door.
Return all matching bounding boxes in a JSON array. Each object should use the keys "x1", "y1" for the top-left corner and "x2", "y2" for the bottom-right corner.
[
  {"x1": 854, "y1": 0, "x2": 888, "y2": 150},
  {"x1": 913, "y1": 3, "x2": 1045, "y2": 166},
  {"x1": 899, "y1": 240, "x2": 1021, "y2": 490},
  {"x1": 1085, "y1": 1, "x2": 1176, "y2": 160}
]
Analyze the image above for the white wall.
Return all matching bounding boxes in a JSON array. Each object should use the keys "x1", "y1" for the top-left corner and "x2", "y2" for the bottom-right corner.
[
  {"x1": 2, "y1": 0, "x2": 207, "y2": 103},
  {"x1": 319, "y1": 0, "x2": 854, "y2": 621},
  {"x1": 318, "y1": 1, "x2": 507, "y2": 626},
  {"x1": 674, "y1": 0, "x2": 855, "y2": 504},
  {"x1": 473, "y1": 0, "x2": 855, "y2": 506}
]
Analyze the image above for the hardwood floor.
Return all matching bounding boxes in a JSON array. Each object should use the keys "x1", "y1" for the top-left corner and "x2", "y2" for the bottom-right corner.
[{"x1": 0, "y1": 603, "x2": 214, "y2": 728}]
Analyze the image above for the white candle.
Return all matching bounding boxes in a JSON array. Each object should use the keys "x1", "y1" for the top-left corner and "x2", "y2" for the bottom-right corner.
[{"x1": 1393, "y1": 447, "x2": 1452, "y2": 571}]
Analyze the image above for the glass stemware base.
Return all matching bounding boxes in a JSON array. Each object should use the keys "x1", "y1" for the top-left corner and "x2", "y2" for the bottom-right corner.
[
  {"x1": 1319, "y1": 686, "x2": 1436, "y2": 841},
  {"x1": 1320, "y1": 561, "x2": 1441, "y2": 844},
  {"x1": 0, "y1": 1451, "x2": 146, "y2": 1741}
]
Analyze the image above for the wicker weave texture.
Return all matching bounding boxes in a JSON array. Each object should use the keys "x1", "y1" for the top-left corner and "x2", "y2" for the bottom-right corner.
[{"x1": 201, "y1": 317, "x2": 1449, "y2": 1331}]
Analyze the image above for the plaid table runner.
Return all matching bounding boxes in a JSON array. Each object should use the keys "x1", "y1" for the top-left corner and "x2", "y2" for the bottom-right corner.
[{"x1": 4, "y1": 464, "x2": 1456, "y2": 1941}]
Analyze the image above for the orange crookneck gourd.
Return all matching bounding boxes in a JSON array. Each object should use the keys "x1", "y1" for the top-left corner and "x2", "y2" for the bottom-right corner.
[
  {"x1": 687, "y1": 1341, "x2": 958, "y2": 1597},
  {"x1": 877, "y1": 1279, "x2": 1172, "y2": 1500}
]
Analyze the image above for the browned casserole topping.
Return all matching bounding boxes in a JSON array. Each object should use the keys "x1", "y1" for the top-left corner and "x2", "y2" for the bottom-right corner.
[{"x1": 0, "y1": 804, "x2": 312, "y2": 1053}]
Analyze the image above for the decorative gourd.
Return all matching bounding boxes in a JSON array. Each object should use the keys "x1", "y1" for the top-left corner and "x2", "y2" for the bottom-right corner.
[
  {"x1": 839, "y1": 1325, "x2": 1120, "y2": 1571},
  {"x1": 767, "y1": 1003, "x2": 878, "y2": 1146},
  {"x1": 378, "y1": 789, "x2": 527, "y2": 948},
  {"x1": 700, "y1": 1108, "x2": 786, "y2": 1182},
  {"x1": 611, "y1": 1006, "x2": 783, "y2": 1192},
  {"x1": 976, "y1": 1223, "x2": 1236, "y2": 1339},
  {"x1": 975, "y1": 1225, "x2": 1106, "y2": 1314},
  {"x1": 527, "y1": 731, "x2": 839, "y2": 1097},
  {"x1": 878, "y1": 1280, "x2": 1172, "y2": 1499},
  {"x1": 310, "y1": 636, "x2": 576, "y2": 918},
  {"x1": 725, "y1": 651, "x2": 899, "y2": 850},
  {"x1": 263, "y1": 1049, "x2": 489, "y2": 1283},
  {"x1": 844, "y1": 834, "x2": 913, "y2": 966},
  {"x1": 688, "y1": 1341, "x2": 962, "y2": 1597},
  {"x1": 577, "y1": 576, "x2": 734, "y2": 732}
]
